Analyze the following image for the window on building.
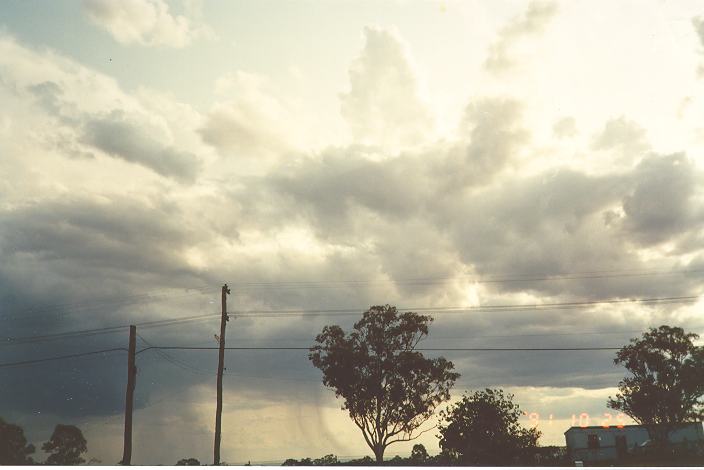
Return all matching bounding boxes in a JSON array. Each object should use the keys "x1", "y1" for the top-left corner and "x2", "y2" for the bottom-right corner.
[{"x1": 587, "y1": 434, "x2": 600, "y2": 449}]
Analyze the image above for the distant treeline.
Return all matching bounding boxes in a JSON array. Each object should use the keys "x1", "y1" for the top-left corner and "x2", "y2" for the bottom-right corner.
[{"x1": 280, "y1": 444, "x2": 570, "y2": 466}]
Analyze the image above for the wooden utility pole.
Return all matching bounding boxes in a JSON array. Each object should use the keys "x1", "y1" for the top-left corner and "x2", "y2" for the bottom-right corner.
[
  {"x1": 214, "y1": 284, "x2": 230, "y2": 465},
  {"x1": 121, "y1": 325, "x2": 137, "y2": 465}
]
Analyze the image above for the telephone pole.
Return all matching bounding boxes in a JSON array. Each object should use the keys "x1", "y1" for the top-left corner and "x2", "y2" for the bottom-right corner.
[
  {"x1": 214, "y1": 284, "x2": 230, "y2": 465},
  {"x1": 121, "y1": 325, "x2": 137, "y2": 465}
]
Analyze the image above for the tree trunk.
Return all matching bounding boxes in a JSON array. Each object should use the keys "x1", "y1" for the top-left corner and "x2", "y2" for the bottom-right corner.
[{"x1": 374, "y1": 445, "x2": 384, "y2": 464}]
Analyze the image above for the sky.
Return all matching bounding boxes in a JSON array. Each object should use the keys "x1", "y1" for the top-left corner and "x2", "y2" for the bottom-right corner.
[{"x1": 1, "y1": 0, "x2": 704, "y2": 464}]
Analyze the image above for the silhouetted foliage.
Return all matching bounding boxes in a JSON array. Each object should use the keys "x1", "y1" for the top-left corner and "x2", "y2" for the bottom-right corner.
[
  {"x1": 410, "y1": 444, "x2": 429, "y2": 463},
  {"x1": 343, "y1": 455, "x2": 375, "y2": 466},
  {"x1": 41, "y1": 424, "x2": 87, "y2": 465},
  {"x1": 176, "y1": 457, "x2": 201, "y2": 465},
  {"x1": 532, "y1": 446, "x2": 569, "y2": 466},
  {"x1": 310, "y1": 305, "x2": 459, "y2": 463},
  {"x1": 314, "y1": 454, "x2": 339, "y2": 465},
  {"x1": 282, "y1": 455, "x2": 337, "y2": 466},
  {"x1": 281, "y1": 445, "x2": 568, "y2": 467},
  {"x1": 0, "y1": 417, "x2": 35, "y2": 465},
  {"x1": 607, "y1": 325, "x2": 704, "y2": 444},
  {"x1": 438, "y1": 388, "x2": 541, "y2": 465},
  {"x1": 386, "y1": 455, "x2": 405, "y2": 465}
]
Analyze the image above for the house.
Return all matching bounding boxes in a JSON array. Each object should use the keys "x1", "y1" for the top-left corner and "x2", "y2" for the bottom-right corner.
[{"x1": 564, "y1": 422, "x2": 704, "y2": 462}]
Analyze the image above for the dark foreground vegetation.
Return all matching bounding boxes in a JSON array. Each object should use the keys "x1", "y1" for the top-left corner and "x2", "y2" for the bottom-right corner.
[
  {"x1": 281, "y1": 443, "x2": 704, "y2": 466},
  {"x1": 0, "y1": 418, "x2": 93, "y2": 465},
  {"x1": 281, "y1": 443, "x2": 570, "y2": 466}
]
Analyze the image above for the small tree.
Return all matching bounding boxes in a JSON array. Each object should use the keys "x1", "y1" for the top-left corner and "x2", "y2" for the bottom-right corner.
[
  {"x1": 438, "y1": 389, "x2": 541, "y2": 465},
  {"x1": 42, "y1": 424, "x2": 87, "y2": 465},
  {"x1": 310, "y1": 305, "x2": 459, "y2": 463},
  {"x1": 0, "y1": 417, "x2": 35, "y2": 465},
  {"x1": 607, "y1": 325, "x2": 704, "y2": 444},
  {"x1": 176, "y1": 457, "x2": 201, "y2": 465},
  {"x1": 410, "y1": 443, "x2": 429, "y2": 463}
]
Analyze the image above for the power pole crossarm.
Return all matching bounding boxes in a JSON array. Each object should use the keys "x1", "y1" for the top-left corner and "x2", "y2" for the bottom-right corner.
[
  {"x1": 214, "y1": 284, "x2": 230, "y2": 465},
  {"x1": 121, "y1": 325, "x2": 137, "y2": 465}
]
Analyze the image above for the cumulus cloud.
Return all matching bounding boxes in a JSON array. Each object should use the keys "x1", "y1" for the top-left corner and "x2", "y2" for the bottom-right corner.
[
  {"x1": 269, "y1": 148, "x2": 429, "y2": 237},
  {"x1": 199, "y1": 72, "x2": 302, "y2": 160},
  {"x1": 0, "y1": 35, "x2": 205, "y2": 183},
  {"x1": 552, "y1": 116, "x2": 577, "y2": 139},
  {"x1": 437, "y1": 97, "x2": 528, "y2": 190},
  {"x1": 693, "y1": 16, "x2": 704, "y2": 77},
  {"x1": 620, "y1": 153, "x2": 702, "y2": 246},
  {"x1": 591, "y1": 116, "x2": 650, "y2": 163},
  {"x1": 484, "y1": 0, "x2": 558, "y2": 74},
  {"x1": 83, "y1": 110, "x2": 200, "y2": 182},
  {"x1": 82, "y1": 0, "x2": 213, "y2": 47},
  {"x1": 340, "y1": 26, "x2": 435, "y2": 150}
]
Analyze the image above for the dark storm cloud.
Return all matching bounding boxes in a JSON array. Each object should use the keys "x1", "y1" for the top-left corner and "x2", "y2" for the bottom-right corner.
[
  {"x1": 0, "y1": 196, "x2": 201, "y2": 281},
  {"x1": 620, "y1": 153, "x2": 702, "y2": 246},
  {"x1": 424, "y1": 300, "x2": 704, "y2": 391},
  {"x1": 82, "y1": 111, "x2": 200, "y2": 183},
  {"x1": 0, "y1": 189, "x2": 399, "y2": 422},
  {"x1": 0, "y1": 194, "x2": 220, "y2": 417}
]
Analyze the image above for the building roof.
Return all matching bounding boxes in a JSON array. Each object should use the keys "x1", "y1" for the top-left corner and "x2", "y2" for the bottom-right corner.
[
  {"x1": 564, "y1": 424, "x2": 643, "y2": 434},
  {"x1": 564, "y1": 422, "x2": 703, "y2": 434}
]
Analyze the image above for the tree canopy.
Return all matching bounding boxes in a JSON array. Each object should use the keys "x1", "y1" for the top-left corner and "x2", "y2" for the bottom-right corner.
[
  {"x1": 176, "y1": 457, "x2": 201, "y2": 465},
  {"x1": 607, "y1": 325, "x2": 704, "y2": 442},
  {"x1": 41, "y1": 424, "x2": 87, "y2": 465},
  {"x1": 437, "y1": 388, "x2": 541, "y2": 465},
  {"x1": 410, "y1": 443, "x2": 429, "y2": 463},
  {"x1": 309, "y1": 305, "x2": 459, "y2": 463},
  {"x1": 0, "y1": 417, "x2": 35, "y2": 465}
]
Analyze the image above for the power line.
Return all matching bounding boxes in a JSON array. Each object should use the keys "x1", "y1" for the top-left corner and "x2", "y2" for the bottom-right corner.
[
  {"x1": 0, "y1": 343, "x2": 621, "y2": 369},
  {"x1": 0, "y1": 347, "x2": 127, "y2": 368},
  {"x1": 5, "y1": 294, "x2": 697, "y2": 347},
  {"x1": 1, "y1": 286, "x2": 219, "y2": 322},
  {"x1": 227, "y1": 295, "x2": 698, "y2": 318},
  {"x1": 136, "y1": 346, "x2": 621, "y2": 354},
  {"x1": 137, "y1": 333, "x2": 215, "y2": 376},
  {"x1": 4, "y1": 267, "x2": 700, "y2": 321},
  {"x1": 3, "y1": 313, "x2": 220, "y2": 347},
  {"x1": 226, "y1": 267, "x2": 704, "y2": 290},
  {"x1": 226, "y1": 329, "x2": 646, "y2": 343}
]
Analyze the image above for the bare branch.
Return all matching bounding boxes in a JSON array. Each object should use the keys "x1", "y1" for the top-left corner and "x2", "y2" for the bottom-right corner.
[{"x1": 386, "y1": 424, "x2": 437, "y2": 445}]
